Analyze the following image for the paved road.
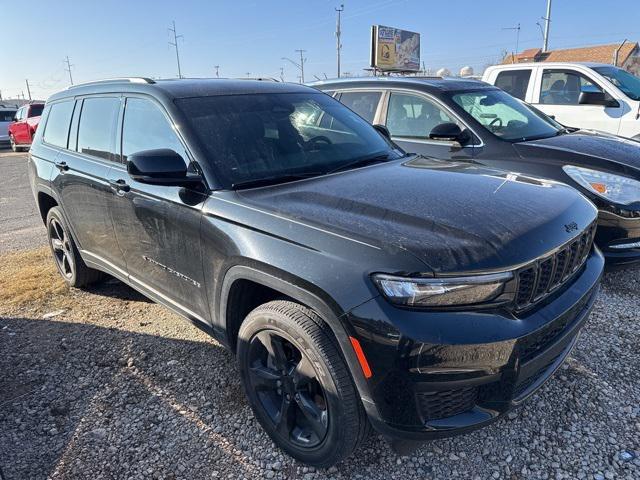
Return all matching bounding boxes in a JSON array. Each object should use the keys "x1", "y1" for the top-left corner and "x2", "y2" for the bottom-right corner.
[{"x1": 0, "y1": 148, "x2": 47, "y2": 254}]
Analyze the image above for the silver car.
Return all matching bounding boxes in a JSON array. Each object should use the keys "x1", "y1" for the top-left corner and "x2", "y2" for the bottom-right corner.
[{"x1": 0, "y1": 108, "x2": 17, "y2": 144}]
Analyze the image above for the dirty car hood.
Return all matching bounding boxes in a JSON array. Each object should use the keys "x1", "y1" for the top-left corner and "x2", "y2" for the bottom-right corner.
[{"x1": 238, "y1": 157, "x2": 597, "y2": 274}]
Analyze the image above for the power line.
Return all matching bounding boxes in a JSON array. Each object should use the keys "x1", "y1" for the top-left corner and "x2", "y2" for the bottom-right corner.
[
  {"x1": 64, "y1": 56, "x2": 74, "y2": 85},
  {"x1": 168, "y1": 20, "x2": 184, "y2": 78},
  {"x1": 335, "y1": 4, "x2": 344, "y2": 78}
]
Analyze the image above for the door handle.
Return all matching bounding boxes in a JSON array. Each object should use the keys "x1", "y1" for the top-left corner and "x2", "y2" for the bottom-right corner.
[
  {"x1": 109, "y1": 179, "x2": 130, "y2": 193},
  {"x1": 54, "y1": 160, "x2": 69, "y2": 172}
]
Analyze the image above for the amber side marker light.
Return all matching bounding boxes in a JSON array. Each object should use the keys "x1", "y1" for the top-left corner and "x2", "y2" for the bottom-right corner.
[{"x1": 349, "y1": 336, "x2": 373, "y2": 379}]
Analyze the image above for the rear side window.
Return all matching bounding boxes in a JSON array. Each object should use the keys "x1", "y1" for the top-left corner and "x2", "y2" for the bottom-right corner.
[
  {"x1": 122, "y1": 98, "x2": 187, "y2": 162},
  {"x1": 43, "y1": 101, "x2": 75, "y2": 148},
  {"x1": 495, "y1": 70, "x2": 531, "y2": 100},
  {"x1": 338, "y1": 91, "x2": 382, "y2": 123},
  {"x1": 28, "y1": 105, "x2": 44, "y2": 117},
  {"x1": 77, "y1": 97, "x2": 120, "y2": 161}
]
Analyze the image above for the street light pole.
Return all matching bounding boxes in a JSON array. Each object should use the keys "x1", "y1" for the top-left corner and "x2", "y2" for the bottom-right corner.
[
  {"x1": 335, "y1": 4, "x2": 344, "y2": 78},
  {"x1": 542, "y1": 0, "x2": 552, "y2": 52}
]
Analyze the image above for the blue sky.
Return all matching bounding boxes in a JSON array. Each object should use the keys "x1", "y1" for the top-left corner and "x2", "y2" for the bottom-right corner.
[{"x1": 1, "y1": 0, "x2": 639, "y2": 100}]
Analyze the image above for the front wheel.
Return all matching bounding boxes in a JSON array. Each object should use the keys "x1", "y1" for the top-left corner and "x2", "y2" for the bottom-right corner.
[
  {"x1": 46, "y1": 207, "x2": 105, "y2": 287},
  {"x1": 237, "y1": 301, "x2": 370, "y2": 467}
]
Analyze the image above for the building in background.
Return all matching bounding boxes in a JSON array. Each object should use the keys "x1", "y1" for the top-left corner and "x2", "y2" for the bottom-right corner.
[{"x1": 502, "y1": 42, "x2": 640, "y2": 75}]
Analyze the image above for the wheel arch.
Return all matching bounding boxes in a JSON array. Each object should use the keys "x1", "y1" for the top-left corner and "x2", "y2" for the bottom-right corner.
[
  {"x1": 218, "y1": 264, "x2": 375, "y2": 405},
  {"x1": 37, "y1": 190, "x2": 59, "y2": 224}
]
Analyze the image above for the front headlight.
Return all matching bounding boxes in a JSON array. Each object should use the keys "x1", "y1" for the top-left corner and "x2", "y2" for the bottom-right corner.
[
  {"x1": 563, "y1": 165, "x2": 640, "y2": 205},
  {"x1": 372, "y1": 272, "x2": 513, "y2": 307}
]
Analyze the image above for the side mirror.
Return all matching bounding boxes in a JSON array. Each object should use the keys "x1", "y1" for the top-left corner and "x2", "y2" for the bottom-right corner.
[
  {"x1": 127, "y1": 149, "x2": 201, "y2": 186},
  {"x1": 373, "y1": 124, "x2": 391, "y2": 140},
  {"x1": 429, "y1": 122, "x2": 471, "y2": 144},
  {"x1": 578, "y1": 91, "x2": 619, "y2": 108}
]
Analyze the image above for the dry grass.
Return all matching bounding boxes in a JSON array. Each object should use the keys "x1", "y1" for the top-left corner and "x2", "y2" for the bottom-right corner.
[{"x1": 0, "y1": 246, "x2": 68, "y2": 309}]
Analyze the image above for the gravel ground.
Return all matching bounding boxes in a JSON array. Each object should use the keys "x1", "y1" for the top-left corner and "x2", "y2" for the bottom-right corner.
[
  {"x1": 0, "y1": 249, "x2": 639, "y2": 480},
  {"x1": 0, "y1": 149, "x2": 47, "y2": 254}
]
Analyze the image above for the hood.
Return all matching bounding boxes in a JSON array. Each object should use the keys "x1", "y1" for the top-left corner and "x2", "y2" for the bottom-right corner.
[
  {"x1": 515, "y1": 130, "x2": 640, "y2": 172},
  {"x1": 238, "y1": 157, "x2": 597, "y2": 274}
]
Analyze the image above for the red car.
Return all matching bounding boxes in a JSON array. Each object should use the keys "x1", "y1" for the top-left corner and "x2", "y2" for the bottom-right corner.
[{"x1": 9, "y1": 103, "x2": 44, "y2": 152}]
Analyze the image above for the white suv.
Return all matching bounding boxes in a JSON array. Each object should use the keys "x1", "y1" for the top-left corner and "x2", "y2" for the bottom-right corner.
[{"x1": 483, "y1": 62, "x2": 640, "y2": 140}]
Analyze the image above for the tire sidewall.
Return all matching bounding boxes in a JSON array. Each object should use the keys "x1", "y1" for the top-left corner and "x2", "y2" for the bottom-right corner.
[
  {"x1": 46, "y1": 207, "x2": 78, "y2": 286},
  {"x1": 237, "y1": 308, "x2": 350, "y2": 466}
]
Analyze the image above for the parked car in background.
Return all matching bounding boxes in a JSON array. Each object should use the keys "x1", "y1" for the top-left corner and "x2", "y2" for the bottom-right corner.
[
  {"x1": 0, "y1": 107, "x2": 18, "y2": 145},
  {"x1": 312, "y1": 77, "x2": 640, "y2": 267},
  {"x1": 482, "y1": 62, "x2": 640, "y2": 141},
  {"x1": 29, "y1": 78, "x2": 603, "y2": 466},
  {"x1": 9, "y1": 102, "x2": 44, "y2": 151}
]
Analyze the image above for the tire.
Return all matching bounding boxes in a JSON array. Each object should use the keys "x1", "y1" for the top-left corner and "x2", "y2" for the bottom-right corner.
[
  {"x1": 46, "y1": 206, "x2": 106, "y2": 287},
  {"x1": 237, "y1": 300, "x2": 370, "y2": 467},
  {"x1": 9, "y1": 135, "x2": 19, "y2": 152}
]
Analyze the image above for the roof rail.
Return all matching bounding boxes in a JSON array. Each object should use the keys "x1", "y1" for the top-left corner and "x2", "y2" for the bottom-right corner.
[
  {"x1": 67, "y1": 77, "x2": 156, "y2": 89},
  {"x1": 238, "y1": 77, "x2": 279, "y2": 82}
]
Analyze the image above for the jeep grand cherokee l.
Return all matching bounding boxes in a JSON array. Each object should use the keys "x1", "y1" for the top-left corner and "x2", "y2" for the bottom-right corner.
[
  {"x1": 313, "y1": 77, "x2": 640, "y2": 267},
  {"x1": 28, "y1": 78, "x2": 604, "y2": 467}
]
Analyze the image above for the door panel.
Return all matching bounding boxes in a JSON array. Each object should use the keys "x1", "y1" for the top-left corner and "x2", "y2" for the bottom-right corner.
[{"x1": 108, "y1": 96, "x2": 209, "y2": 320}]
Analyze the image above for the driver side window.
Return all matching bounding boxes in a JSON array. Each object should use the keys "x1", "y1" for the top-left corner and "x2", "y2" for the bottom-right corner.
[
  {"x1": 540, "y1": 70, "x2": 603, "y2": 105},
  {"x1": 386, "y1": 92, "x2": 458, "y2": 139}
]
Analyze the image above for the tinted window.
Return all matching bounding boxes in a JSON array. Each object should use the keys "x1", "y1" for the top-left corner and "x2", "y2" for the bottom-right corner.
[
  {"x1": 452, "y1": 89, "x2": 560, "y2": 142},
  {"x1": 540, "y1": 70, "x2": 602, "y2": 105},
  {"x1": 43, "y1": 101, "x2": 75, "y2": 148},
  {"x1": 176, "y1": 92, "x2": 401, "y2": 188},
  {"x1": 28, "y1": 105, "x2": 44, "y2": 117},
  {"x1": 122, "y1": 98, "x2": 187, "y2": 162},
  {"x1": 0, "y1": 110, "x2": 16, "y2": 122},
  {"x1": 495, "y1": 70, "x2": 531, "y2": 100},
  {"x1": 338, "y1": 91, "x2": 382, "y2": 123},
  {"x1": 77, "y1": 97, "x2": 120, "y2": 161},
  {"x1": 386, "y1": 92, "x2": 458, "y2": 138}
]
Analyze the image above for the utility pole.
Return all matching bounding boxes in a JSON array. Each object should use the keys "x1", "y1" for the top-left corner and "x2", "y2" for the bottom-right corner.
[
  {"x1": 168, "y1": 20, "x2": 184, "y2": 78},
  {"x1": 64, "y1": 56, "x2": 74, "y2": 85},
  {"x1": 280, "y1": 67, "x2": 285, "y2": 82},
  {"x1": 214, "y1": 65, "x2": 220, "y2": 78},
  {"x1": 282, "y1": 51, "x2": 307, "y2": 84},
  {"x1": 296, "y1": 49, "x2": 306, "y2": 83},
  {"x1": 502, "y1": 23, "x2": 521, "y2": 59},
  {"x1": 542, "y1": 0, "x2": 552, "y2": 52},
  {"x1": 335, "y1": 4, "x2": 344, "y2": 78},
  {"x1": 25, "y1": 79, "x2": 32, "y2": 100}
]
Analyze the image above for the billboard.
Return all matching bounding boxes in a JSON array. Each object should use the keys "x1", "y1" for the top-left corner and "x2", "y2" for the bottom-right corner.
[{"x1": 370, "y1": 25, "x2": 420, "y2": 72}]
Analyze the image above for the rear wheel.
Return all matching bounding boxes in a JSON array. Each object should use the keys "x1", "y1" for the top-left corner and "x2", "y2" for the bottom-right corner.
[
  {"x1": 46, "y1": 207, "x2": 105, "y2": 287},
  {"x1": 9, "y1": 135, "x2": 20, "y2": 152},
  {"x1": 237, "y1": 301, "x2": 370, "y2": 467}
]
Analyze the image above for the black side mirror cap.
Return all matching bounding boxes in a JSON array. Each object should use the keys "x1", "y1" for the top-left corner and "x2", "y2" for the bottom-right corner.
[
  {"x1": 127, "y1": 149, "x2": 202, "y2": 186},
  {"x1": 578, "y1": 91, "x2": 619, "y2": 108},
  {"x1": 373, "y1": 124, "x2": 391, "y2": 140},
  {"x1": 429, "y1": 122, "x2": 462, "y2": 141}
]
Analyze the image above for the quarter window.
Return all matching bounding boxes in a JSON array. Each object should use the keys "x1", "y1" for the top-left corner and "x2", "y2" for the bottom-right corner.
[
  {"x1": 122, "y1": 98, "x2": 187, "y2": 162},
  {"x1": 43, "y1": 101, "x2": 75, "y2": 148},
  {"x1": 77, "y1": 97, "x2": 120, "y2": 161},
  {"x1": 338, "y1": 91, "x2": 382, "y2": 123},
  {"x1": 495, "y1": 70, "x2": 531, "y2": 100},
  {"x1": 539, "y1": 70, "x2": 603, "y2": 105},
  {"x1": 386, "y1": 92, "x2": 458, "y2": 138}
]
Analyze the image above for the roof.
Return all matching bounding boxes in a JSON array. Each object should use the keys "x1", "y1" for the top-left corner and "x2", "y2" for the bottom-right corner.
[
  {"x1": 48, "y1": 78, "x2": 314, "y2": 103},
  {"x1": 502, "y1": 42, "x2": 639, "y2": 66},
  {"x1": 309, "y1": 76, "x2": 492, "y2": 92}
]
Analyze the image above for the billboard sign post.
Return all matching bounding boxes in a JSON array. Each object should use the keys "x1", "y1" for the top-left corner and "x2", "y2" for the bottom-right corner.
[{"x1": 370, "y1": 25, "x2": 420, "y2": 73}]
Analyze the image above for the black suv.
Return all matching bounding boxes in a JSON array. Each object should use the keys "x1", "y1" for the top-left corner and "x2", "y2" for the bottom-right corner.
[
  {"x1": 29, "y1": 78, "x2": 603, "y2": 467},
  {"x1": 312, "y1": 77, "x2": 640, "y2": 267}
]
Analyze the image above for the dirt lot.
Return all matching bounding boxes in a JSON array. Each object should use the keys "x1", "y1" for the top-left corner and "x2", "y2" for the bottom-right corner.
[{"x1": 1, "y1": 150, "x2": 639, "y2": 479}]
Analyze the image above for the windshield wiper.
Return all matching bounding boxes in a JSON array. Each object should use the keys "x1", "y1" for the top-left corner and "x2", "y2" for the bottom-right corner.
[
  {"x1": 231, "y1": 172, "x2": 324, "y2": 190},
  {"x1": 326, "y1": 153, "x2": 395, "y2": 175}
]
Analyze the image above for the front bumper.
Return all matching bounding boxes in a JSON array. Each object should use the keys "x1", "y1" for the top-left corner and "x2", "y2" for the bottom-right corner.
[
  {"x1": 596, "y1": 209, "x2": 640, "y2": 267},
  {"x1": 345, "y1": 249, "x2": 604, "y2": 440}
]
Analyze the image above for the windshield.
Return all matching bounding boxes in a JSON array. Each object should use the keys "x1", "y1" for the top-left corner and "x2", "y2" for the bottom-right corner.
[
  {"x1": 176, "y1": 92, "x2": 402, "y2": 188},
  {"x1": 451, "y1": 89, "x2": 561, "y2": 142},
  {"x1": 593, "y1": 66, "x2": 640, "y2": 101}
]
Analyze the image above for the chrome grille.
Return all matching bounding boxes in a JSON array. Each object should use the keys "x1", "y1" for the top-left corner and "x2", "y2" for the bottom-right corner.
[{"x1": 515, "y1": 223, "x2": 597, "y2": 311}]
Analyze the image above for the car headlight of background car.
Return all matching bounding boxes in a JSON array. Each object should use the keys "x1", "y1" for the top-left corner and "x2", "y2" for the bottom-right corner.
[
  {"x1": 372, "y1": 272, "x2": 513, "y2": 307},
  {"x1": 563, "y1": 165, "x2": 640, "y2": 206}
]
